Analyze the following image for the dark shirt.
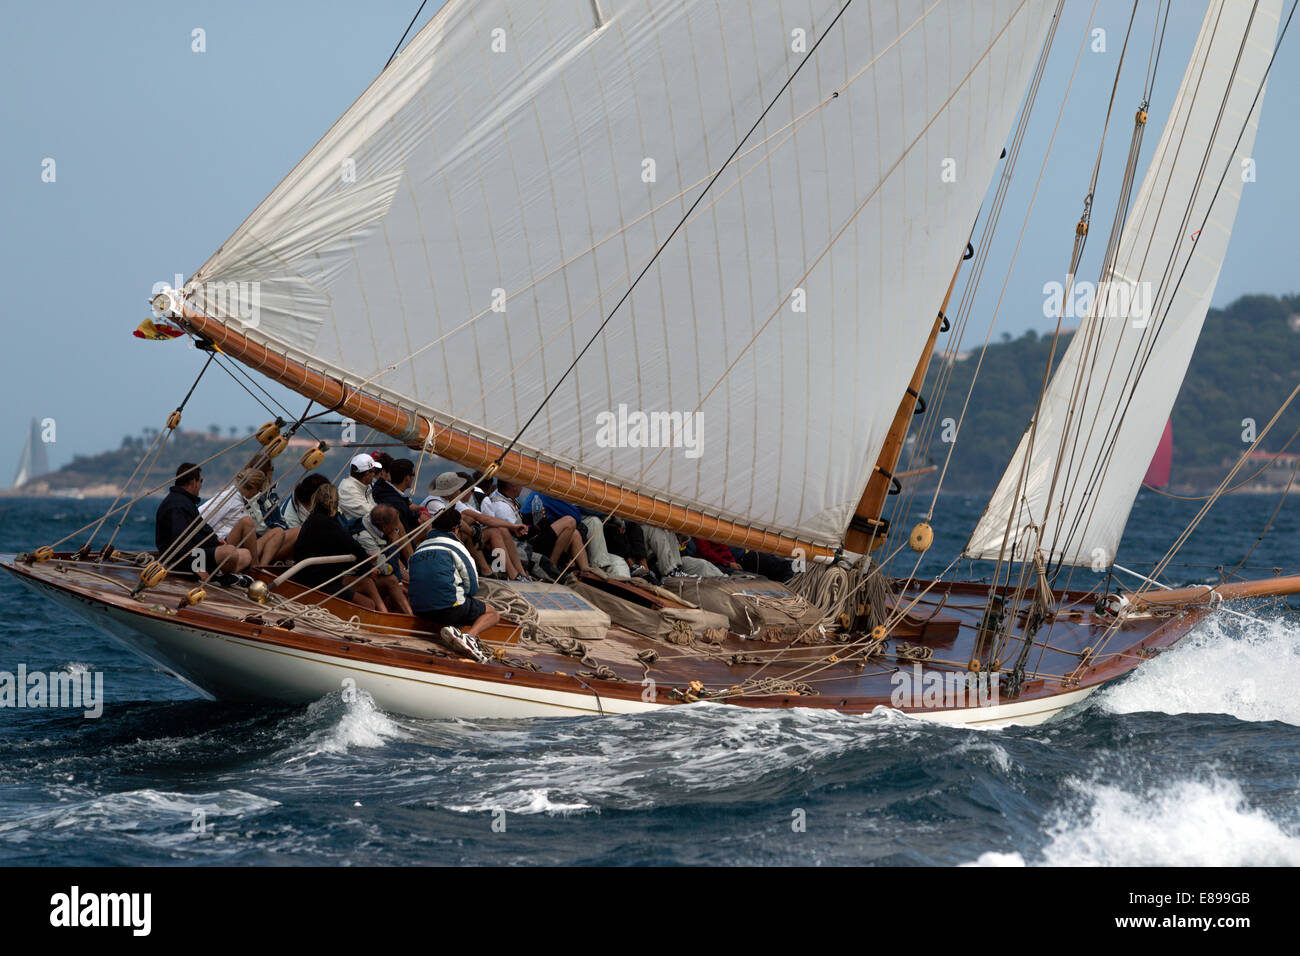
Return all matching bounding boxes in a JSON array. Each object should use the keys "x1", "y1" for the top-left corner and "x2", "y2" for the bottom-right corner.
[
  {"x1": 372, "y1": 478, "x2": 421, "y2": 532},
  {"x1": 730, "y1": 547, "x2": 794, "y2": 582},
  {"x1": 155, "y1": 485, "x2": 220, "y2": 564},
  {"x1": 293, "y1": 510, "x2": 370, "y2": 593},
  {"x1": 604, "y1": 518, "x2": 647, "y2": 562}
]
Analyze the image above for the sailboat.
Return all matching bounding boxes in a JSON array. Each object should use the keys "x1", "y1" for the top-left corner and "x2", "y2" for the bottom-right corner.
[
  {"x1": 6, "y1": 0, "x2": 1298, "y2": 726},
  {"x1": 12, "y1": 418, "x2": 50, "y2": 490}
]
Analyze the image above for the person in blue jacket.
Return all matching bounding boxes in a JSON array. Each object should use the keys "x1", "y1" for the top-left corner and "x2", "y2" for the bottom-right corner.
[{"x1": 408, "y1": 508, "x2": 497, "y2": 663}]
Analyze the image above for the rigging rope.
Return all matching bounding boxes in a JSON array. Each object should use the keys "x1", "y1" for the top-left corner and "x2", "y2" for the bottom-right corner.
[
  {"x1": 385, "y1": 0, "x2": 430, "y2": 70},
  {"x1": 987, "y1": 0, "x2": 1146, "y2": 600},
  {"x1": 1140, "y1": 419, "x2": 1300, "y2": 499},
  {"x1": 1088, "y1": 377, "x2": 1300, "y2": 664},
  {"x1": 84, "y1": 351, "x2": 216, "y2": 554}
]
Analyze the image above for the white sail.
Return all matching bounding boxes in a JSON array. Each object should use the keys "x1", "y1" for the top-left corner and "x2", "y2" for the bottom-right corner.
[
  {"x1": 188, "y1": 0, "x2": 1055, "y2": 549},
  {"x1": 12, "y1": 418, "x2": 49, "y2": 488},
  {"x1": 965, "y1": 0, "x2": 1280, "y2": 567}
]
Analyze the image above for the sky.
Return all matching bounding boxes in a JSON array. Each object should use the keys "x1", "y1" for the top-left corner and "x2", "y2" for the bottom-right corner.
[{"x1": 2, "y1": 0, "x2": 1297, "y2": 483}]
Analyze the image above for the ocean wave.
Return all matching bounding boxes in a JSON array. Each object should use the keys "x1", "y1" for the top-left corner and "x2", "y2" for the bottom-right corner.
[
  {"x1": 953, "y1": 736, "x2": 1015, "y2": 775},
  {"x1": 0, "y1": 788, "x2": 279, "y2": 850},
  {"x1": 1098, "y1": 611, "x2": 1300, "y2": 725},
  {"x1": 406, "y1": 703, "x2": 955, "y2": 817},
  {"x1": 281, "y1": 690, "x2": 408, "y2": 762},
  {"x1": 967, "y1": 774, "x2": 1300, "y2": 866}
]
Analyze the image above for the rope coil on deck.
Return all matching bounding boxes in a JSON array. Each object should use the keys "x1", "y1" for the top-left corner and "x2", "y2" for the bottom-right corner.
[
  {"x1": 267, "y1": 595, "x2": 362, "y2": 638},
  {"x1": 742, "y1": 677, "x2": 817, "y2": 698}
]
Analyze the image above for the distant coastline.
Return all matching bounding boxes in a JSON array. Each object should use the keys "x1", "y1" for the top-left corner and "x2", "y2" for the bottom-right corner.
[{"x1": 3, "y1": 427, "x2": 450, "y2": 501}]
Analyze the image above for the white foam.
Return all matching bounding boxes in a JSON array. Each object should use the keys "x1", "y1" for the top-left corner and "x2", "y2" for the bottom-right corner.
[
  {"x1": 1039, "y1": 776, "x2": 1300, "y2": 866},
  {"x1": 865, "y1": 704, "x2": 926, "y2": 726},
  {"x1": 1098, "y1": 611, "x2": 1300, "y2": 725},
  {"x1": 286, "y1": 690, "x2": 407, "y2": 761},
  {"x1": 421, "y1": 704, "x2": 928, "y2": 814},
  {"x1": 447, "y1": 788, "x2": 591, "y2": 815},
  {"x1": 965, "y1": 851, "x2": 1027, "y2": 867}
]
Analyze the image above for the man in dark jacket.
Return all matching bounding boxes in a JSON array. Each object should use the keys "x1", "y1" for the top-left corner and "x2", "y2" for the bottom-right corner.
[
  {"x1": 155, "y1": 463, "x2": 253, "y2": 579},
  {"x1": 372, "y1": 457, "x2": 428, "y2": 541},
  {"x1": 408, "y1": 508, "x2": 497, "y2": 662}
]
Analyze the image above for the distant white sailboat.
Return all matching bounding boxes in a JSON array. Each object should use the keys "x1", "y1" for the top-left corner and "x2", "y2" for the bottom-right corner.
[{"x1": 12, "y1": 417, "x2": 49, "y2": 489}]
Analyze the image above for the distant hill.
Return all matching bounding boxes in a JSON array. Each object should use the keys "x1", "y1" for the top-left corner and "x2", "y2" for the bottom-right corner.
[
  {"x1": 917, "y1": 293, "x2": 1300, "y2": 493},
  {"x1": 11, "y1": 423, "x2": 462, "y2": 500}
]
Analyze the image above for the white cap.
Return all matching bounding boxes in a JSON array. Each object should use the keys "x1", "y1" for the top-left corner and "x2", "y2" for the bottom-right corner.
[{"x1": 350, "y1": 453, "x2": 382, "y2": 472}]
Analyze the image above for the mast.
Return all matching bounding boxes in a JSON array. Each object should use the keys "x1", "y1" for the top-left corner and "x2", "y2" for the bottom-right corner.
[{"x1": 843, "y1": 264, "x2": 959, "y2": 554}]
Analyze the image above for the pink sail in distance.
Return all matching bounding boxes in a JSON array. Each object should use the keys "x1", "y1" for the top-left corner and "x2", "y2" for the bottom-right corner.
[{"x1": 1144, "y1": 420, "x2": 1174, "y2": 489}]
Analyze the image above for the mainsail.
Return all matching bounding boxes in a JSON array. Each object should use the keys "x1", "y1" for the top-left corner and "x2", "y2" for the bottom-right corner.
[
  {"x1": 183, "y1": 0, "x2": 1056, "y2": 552},
  {"x1": 12, "y1": 418, "x2": 49, "y2": 489},
  {"x1": 965, "y1": 0, "x2": 1280, "y2": 566}
]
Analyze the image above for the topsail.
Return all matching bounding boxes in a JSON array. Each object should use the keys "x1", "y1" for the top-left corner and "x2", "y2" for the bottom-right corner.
[{"x1": 187, "y1": 0, "x2": 1055, "y2": 550}]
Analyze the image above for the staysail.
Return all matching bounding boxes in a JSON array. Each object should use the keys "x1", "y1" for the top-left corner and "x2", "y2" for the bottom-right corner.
[
  {"x1": 183, "y1": 0, "x2": 1055, "y2": 552},
  {"x1": 965, "y1": 0, "x2": 1280, "y2": 566}
]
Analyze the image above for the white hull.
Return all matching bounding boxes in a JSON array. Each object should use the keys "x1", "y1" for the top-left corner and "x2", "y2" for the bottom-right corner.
[
  {"x1": 905, "y1": 684, "x2": 1096, "y2": 727},
  {"x1": 29, "y1": 572, "x2": 1099, "y2": 728}
]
